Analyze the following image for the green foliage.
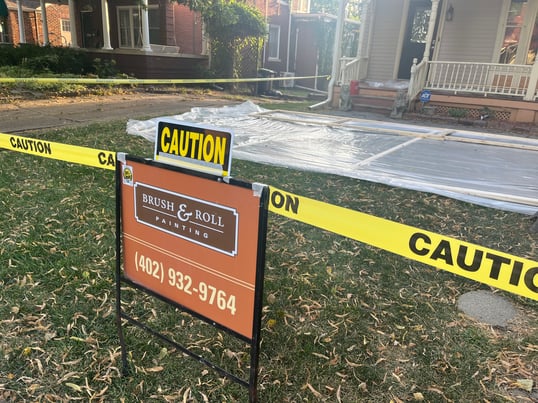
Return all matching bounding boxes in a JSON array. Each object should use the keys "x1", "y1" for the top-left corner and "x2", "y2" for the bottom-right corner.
[
  {"x1": 0, "y1": 65, "x2": 35, "y2": 77},
  {"x1": 203, "y1": 0, "x2": 266, "y2": 43},
  {"x1": 448, "y1": 107, "x2": 468, "y2": 118},
  {"x1": 0, "y1": 44, "x2": 92, "y2": 74},
  {"x1": 0, "y1": 44, "x2": 119, "y2": 77},
  {"x1": 205, "y1": 0, "x2": 266, "y2": 79},
  {"x1": 172, "y1": 0, "x2": 266, "y2": 78},
  {"x1": 91, "y1": 58, "x2": 119, "y2": 78},
  {"x1": 0, "y1": 45, "x2": 122, "y2": 97}
]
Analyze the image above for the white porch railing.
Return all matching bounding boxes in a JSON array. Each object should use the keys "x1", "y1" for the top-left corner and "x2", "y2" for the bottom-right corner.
[
  {"x1": 338, "y1": 57, "x2": 363, "y2": 85},
  {"x1": 408, "y1": 58, "x2": 429, "y2": 104},
  {"x1": 425, "y1": 61, "x2": 538, "y2": 100},
  {"x1": 340, "y1": 57, "x2": 538, "y2": 103}
]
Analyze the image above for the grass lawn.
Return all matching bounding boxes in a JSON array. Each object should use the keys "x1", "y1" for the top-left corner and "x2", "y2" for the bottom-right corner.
[{"x1": 0, "y1": 114, "x2": 537, "y2": 402}]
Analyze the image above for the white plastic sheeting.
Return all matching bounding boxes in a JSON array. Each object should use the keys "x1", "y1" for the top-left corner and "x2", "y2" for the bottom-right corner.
[{"x1": 126, "y1": 101, "x2": 538, "y2": 215}]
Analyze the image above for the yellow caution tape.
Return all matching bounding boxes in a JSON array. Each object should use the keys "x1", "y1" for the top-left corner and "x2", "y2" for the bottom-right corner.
[
  {"x1": 0, "y1": 75, "x2": 326, "y2": 85},
  {"x1": 268, "y1": 186, "x2": 538, "y2": 301},
  {"x1": 0, "y1": 133, "x2": 116, "y2": 170},
  {"x1": 1, "y1": 133, "x2": 536, "y2": 300}
]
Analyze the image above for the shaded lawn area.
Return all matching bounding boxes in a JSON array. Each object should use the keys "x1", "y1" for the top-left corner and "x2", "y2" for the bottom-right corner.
[{"x1": 0, "y1": 120, "x2": 537, "y2": 402}]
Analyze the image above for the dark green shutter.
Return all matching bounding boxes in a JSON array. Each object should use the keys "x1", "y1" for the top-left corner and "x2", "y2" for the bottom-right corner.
[{"x1": 0, "y1": 0, "x2": 8, "y2": 17}]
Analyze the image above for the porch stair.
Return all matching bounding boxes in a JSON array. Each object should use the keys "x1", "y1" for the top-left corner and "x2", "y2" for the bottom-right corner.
[
  {"x1": 337, "y1": 85, "x2": 398, "y2": 116},
  {"x1": 351, "y1": 93, "x2": 395, "y2": 114}
]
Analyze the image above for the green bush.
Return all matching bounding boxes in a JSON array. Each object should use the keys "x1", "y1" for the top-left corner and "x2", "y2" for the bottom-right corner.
[
  {"x1": 448, "y1": 108, "x2": 468, "y2": 118},
  {"x1": 22, "y1": 53, "x2": 61, "y2": 72},
  {"x1": 0, "y1": 65, "x2": 35, "y2": 77},
  {"x1": 0, "y1": 44, "x2": 119, "y2": 77}
]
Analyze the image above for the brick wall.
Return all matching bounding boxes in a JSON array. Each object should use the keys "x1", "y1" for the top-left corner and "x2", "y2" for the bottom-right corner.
[
  {"x1": 6, "y1": 3, "x2": 70, "y2": 45},
  {"x1": 173, "y1": 5, "x2": 202, "y2": 54},
  {"x1": 43, "y1": 4, "x2": 66, "y2": 46}
]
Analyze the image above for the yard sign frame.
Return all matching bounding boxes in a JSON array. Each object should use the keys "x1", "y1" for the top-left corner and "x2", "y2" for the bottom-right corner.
[{"x1": 115, "y1": 154, "x2": 269, "y2": 402}]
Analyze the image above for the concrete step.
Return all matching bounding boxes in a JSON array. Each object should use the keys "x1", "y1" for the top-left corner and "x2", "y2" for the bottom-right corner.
[
  {"x1": 351, "y1": 103, "x2": 393, "y2": 114},
  {"x1": 352, "y1": 94, "x2": 394, "y2": 107},
  {"x1": 348, "y1": 94, "x2": 394, "y2": 114}
]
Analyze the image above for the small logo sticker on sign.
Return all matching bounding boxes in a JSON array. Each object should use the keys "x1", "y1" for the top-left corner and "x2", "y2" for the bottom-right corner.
[{"x1": 122, "y1": 166, "x2": 134, "y2": 186}]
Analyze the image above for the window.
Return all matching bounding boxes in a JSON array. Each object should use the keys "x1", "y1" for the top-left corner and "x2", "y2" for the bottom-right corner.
[
  {"x1": 410, "y1": 7, "x2": 431, "y2": 44},
  {"x1": 500, "y1": 0, "x2": 538, "y2": 64},
  {"x1": 61, "y1": 19, "x2": 70, "y2": 33},
  {"x1": 60, "y1": 19, "x2": 72, "y2": 46},
  {"x1": 268, "y1": 24, "x2": 280, "y2": 60},
  {"x1": 0, "y1": 18, "x2": 7, "y2": 43},
  {"x1": 293, "y1": 0, "x2": 310, "y2": 13},
  {"x1": 117, "y1": 5, "x2": 159, "y2": 49}
]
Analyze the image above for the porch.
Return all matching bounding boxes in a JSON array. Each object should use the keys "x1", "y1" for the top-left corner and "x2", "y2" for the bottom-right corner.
[
  {"x1": 337, "y1": 57, "x2": 538, "y2": 125},
  {"x1": 85, "y1": 49, "x2": 208, "y2": 79}
]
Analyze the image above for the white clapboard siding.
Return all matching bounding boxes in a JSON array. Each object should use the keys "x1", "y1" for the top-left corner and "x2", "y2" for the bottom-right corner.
[
  {"x1": 367, "y1": 0, "x2": 405, "y2": 81},
  {"x1": 436, "y1": 0, "x2": 503, "y2": 63}
]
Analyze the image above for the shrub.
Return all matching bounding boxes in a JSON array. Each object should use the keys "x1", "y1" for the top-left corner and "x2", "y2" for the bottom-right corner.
[
  {"x1": 0, "y1": 44, "x2": 111, "y2": 76},
  {"x1": 448, "y1": 108, "x2": 467, "y2": 118}
]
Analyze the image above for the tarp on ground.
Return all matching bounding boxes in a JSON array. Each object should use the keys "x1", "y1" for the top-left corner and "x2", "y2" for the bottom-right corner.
[{"x1": 126, "y1": 101, "x2": 538, "y2": 215}]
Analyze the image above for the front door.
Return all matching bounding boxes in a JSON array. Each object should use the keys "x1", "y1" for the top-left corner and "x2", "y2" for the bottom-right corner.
[
  {"x1": 398, "y1": 0, "x2": 436, "y2": 79},
  {"x1": 80, "y1": 8, "x2": 102, "y2": 48}
]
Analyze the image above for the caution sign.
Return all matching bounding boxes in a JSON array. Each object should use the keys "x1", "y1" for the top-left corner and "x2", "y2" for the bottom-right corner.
[
  {"x1": 0, "y1": 133, "x2": 116, "y2": 170},
  {"x1": 155, "y1": 119, "x2": 233, "y2": 177},
  {"x1": 268, "y1": 186, "x2": 538, "y2": 301}
]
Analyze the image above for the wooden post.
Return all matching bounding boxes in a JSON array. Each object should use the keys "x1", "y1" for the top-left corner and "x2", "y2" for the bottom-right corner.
[{"x1": 422, "y1": 0, "x2": 439, "y2": 62}]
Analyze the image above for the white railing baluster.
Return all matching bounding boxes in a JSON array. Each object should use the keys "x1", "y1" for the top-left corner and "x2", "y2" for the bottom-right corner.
[
  {"x1": 338, "y1": 57, "x2": 534, "y2": 102},
  {"x1": 421, "y1": 60, "x2": 532, "y2": 100}
]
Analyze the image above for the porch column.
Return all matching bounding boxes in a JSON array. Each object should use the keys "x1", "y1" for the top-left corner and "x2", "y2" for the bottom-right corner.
[
  {"x1": 39, "y1": 0, "x2": 49, "y2": 45},
  {"x1": 16, "y1": 0, "x2": 25, "y2": 43},
  {"x1": 524, "y1": 60, "x2": 538, "y2": 101},
  {"x1": 140, "y1": 0, "x2": 152, "y2": 52},
  {"x1": 422, "y1": 0, "x2": 439, "y2": 61},
  {"x1": 68, "y1": 0, "x2": 78, "y2": 47},
  {"x1": 356, "y1": 0, "x2": 371, "y2": 79},
  {"x1": 100, "y1": 0, "x2": 112, "y2": 50}
]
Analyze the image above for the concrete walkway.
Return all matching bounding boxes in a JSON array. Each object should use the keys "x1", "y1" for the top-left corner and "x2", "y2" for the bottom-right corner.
[{"x1": 0, "y1": 92, "x2": 233, "y2": 133}]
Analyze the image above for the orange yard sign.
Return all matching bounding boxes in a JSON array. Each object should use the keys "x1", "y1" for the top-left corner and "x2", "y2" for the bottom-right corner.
[{"x1": 119, "y1": 156, "x2": 268, "y2": 339}]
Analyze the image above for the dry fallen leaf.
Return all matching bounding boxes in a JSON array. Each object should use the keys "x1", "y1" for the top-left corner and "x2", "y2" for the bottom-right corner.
[
  {"x1": 413, "y1": 392, "x2": 424, "y2": 401},
  {"x1": 146, "y1": 366, "x2": 164, "y2": 373},
  {"x1": 65, "y1": 383, "x2": 83, "y2": 392},
  {"x1": 515, "y1": 379, "x2": 534, "y2": 392}
]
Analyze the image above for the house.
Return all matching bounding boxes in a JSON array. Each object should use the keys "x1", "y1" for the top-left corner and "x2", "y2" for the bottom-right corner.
[
  {"x1": 262, "y1": 0, "x2": 359, "y2": 92},
  {"x1": 0, "y1": 0, "x2": 70, "y2": 45},
  {"x1": 0, "y1": 0, "x2": 354, "y2": 86},
  {"x1": 0, "y1": 0, "x2": 208, "y2": 78},
  {"x1": 77, "y1": 0, "x2": 208, "y2": 78},
  {"x1": 337, "y1": 0, "x2": 538, "y2": 124}
]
